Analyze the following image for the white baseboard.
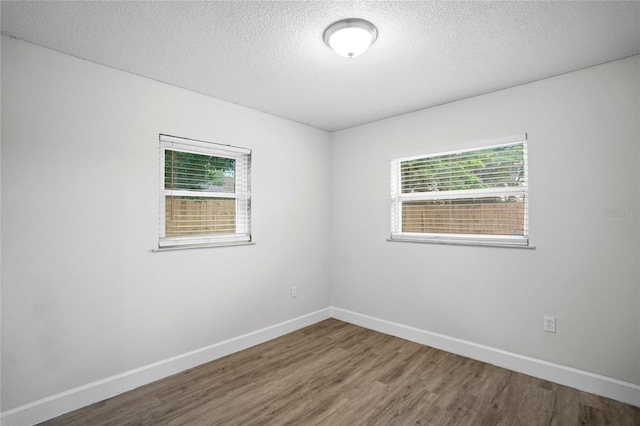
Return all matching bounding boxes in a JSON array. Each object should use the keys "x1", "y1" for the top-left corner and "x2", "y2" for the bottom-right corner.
[
  {"x1": 1, "y1": 308, "x2": 332, "y2": 426},
  {"x1": 4, "y1": 306, "x2": 638, "y2": 425},
  {"x1": 330, "y1": 306, "x2": 640, "y2": 408}
]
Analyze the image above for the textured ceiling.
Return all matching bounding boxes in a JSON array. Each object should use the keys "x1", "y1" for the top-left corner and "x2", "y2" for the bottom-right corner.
[{"x1": 2, "y1": 1, "x2": 639, "y2": 131}]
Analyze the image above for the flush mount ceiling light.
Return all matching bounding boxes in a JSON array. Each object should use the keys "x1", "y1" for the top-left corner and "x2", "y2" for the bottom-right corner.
[{"x1": 323, "y1": 18, "x2": 378, "y2": 59}]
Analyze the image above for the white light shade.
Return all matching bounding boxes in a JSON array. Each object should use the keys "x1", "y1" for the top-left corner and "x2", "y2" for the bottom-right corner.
[{"x1": 323, "y1": 19, "x2": 378, "y2": 58}]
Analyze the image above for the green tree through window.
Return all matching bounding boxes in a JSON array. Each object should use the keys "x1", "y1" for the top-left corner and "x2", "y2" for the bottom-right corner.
[
  {"x1": 400, "y1": 144, "x2": 524, "y2": 194},
  {"x1": 165, "y1": 151, "x2": 236, "y2": 192}
]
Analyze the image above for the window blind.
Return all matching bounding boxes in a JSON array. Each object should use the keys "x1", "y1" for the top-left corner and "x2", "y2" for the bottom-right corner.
[
  {"x1": 390, "y1": 134, "x2": 528, "y2": 247},
  {"x1": 159, "y1": 135, "x2": 251, "y2": 248}
]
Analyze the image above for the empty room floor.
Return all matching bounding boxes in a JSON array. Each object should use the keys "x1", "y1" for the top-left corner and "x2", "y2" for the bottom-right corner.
[{"x1": 38, "y1": 319, "x2": 640, "y2": 425}]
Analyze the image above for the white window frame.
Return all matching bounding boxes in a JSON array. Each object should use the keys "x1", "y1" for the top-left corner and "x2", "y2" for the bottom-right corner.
[
  {"x1": 390, "y1": 134, "x2": 529, "y2": 248},
  {"x1": 158, "y1": 134, "x2": 251, "y2": 249}
]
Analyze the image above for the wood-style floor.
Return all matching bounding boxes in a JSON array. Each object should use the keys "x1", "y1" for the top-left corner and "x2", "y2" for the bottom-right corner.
[{"x1": 39, "y1": 319, "x2": 639, "y2": 426}]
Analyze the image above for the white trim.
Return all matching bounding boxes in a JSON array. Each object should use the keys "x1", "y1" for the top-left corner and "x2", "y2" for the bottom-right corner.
[
  {"x1": 164, "y1": 189, "x2": 238, "y2": 198},
  {"x1": 398, "y1": 185, "x2": 525, "y2": 201},
  {"x1": 152, "y1": 241, "x2": 256, "y2": 252},
  {"x1": 391, "y1": 230, "x2": 528, "y2": 245},
  {"x1": 4, "y1": 306, "x2": 638, "y2": 425},
  {"x1": 1, "y1": 308, "x2": 332, "y2": 426},
  {"x1": 160, "y1": 134, "x2": 251, "y2": 156},
  {"x1": 330, "y1": 307, "x2": 640, "y2": 408},
  {"x1": 388, "y1": 235, "x2": 531, "y2": 248},
  {"x1": 389, "y1": 133, "x2": 527, "y2": 161},
  {"x1": 158, "y1": 233, "x2": 251, "y2": 248}
]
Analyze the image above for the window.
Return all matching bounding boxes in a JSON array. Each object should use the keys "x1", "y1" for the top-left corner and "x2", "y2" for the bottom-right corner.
[
  {"x1": 390, "y1": 134, "x2": 528, "y2": 247},
  {"x1": 159, "y1": 135, "x2": 251, "y2": 249}
]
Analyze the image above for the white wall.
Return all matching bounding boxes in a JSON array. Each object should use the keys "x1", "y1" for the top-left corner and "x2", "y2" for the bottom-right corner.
[
  {"x1": 330, "y1": 56, "x2": 640, "y2": 385},
  {"x1": 2, "y1": 34, "x2": 639, "y2": 417},
  {"x1": 1, "y1": 36, "x2": 331, "y2": 411}
]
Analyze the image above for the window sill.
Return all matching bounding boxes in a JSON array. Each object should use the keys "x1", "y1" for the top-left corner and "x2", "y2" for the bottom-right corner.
[
  {"x1": 152, "y1": 241, "x2": 255, "y2": 252},
  {"x1": 387, "y1": 238, "x2": 536, "y2": 250}
]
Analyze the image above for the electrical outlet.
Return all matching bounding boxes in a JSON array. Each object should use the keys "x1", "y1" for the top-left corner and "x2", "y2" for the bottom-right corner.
[
  {"x1": 291, "y1": 286, "x2": 297, "y2": 298},
  {"x1": 544, "y1": 316, "x2": 556, "y2": 333}
]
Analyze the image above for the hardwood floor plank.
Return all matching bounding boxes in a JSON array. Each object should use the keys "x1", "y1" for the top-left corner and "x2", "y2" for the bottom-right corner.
[{"x1": 38, "y1": 319, "x2": 640, "y2": 426}]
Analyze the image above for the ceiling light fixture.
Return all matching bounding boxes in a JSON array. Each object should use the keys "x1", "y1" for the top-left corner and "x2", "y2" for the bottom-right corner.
[{"x1": 323, "y1": 18, "x2": 378, "y2": 59}]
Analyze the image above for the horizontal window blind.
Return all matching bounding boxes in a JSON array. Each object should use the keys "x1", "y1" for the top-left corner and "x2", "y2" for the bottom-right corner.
[
  {"x1": 159, "y1": 135, "x2": 251, "y2": 248},
  {"x1": 391, "y1": 135, "x2": 528, "y2": 247}
]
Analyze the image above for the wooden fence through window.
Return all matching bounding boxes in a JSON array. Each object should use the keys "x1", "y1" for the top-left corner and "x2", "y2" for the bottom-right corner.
[
  {"x1": 402, "y1": 201, "x2": 525, "y2": 235},
  {"x1": 165, "y1": 197, "x2": 236, "y2": 236}
]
